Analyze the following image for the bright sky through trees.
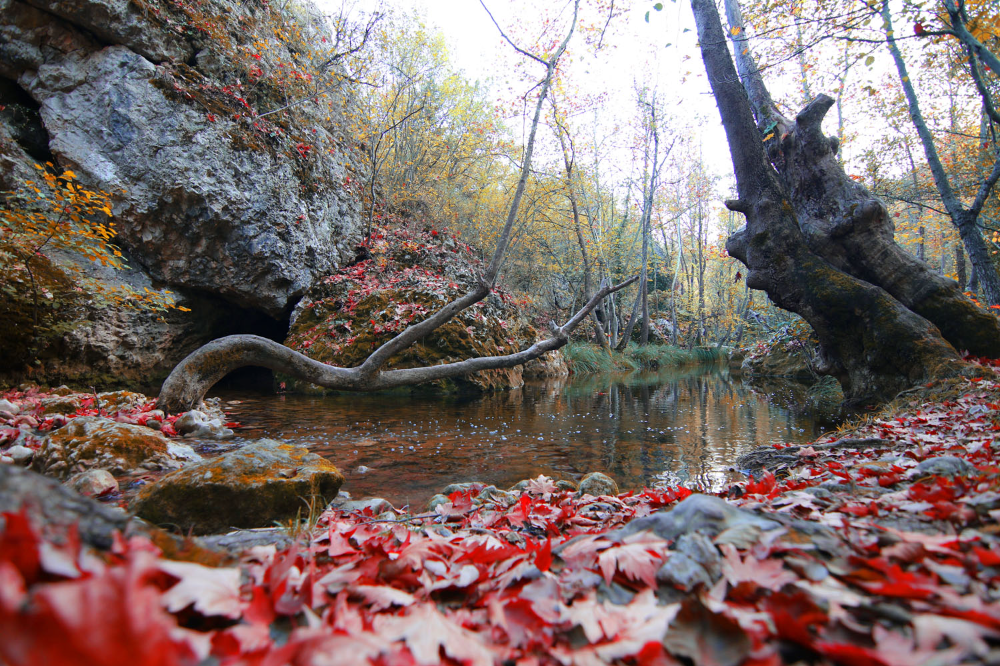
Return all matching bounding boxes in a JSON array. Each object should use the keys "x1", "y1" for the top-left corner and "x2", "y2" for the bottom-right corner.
[{"x1": 344, "y1": 0, "x2": 734, "y2": 183}]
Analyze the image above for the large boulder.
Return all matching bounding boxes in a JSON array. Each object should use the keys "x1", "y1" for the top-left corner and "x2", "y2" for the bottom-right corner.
[
  {"x1": 131, "y1": 438, "x2": 344, "y2": 534},
  {"x1": 285, "y1": 220, "x2": 560, "y2": 392},
  {"x1": 0, "y1": 0, "x2": 365, "y2": 385},
  {"x1": 31, "y1": 415, "x2": 200, "y2": 479},
  {"x1": 17, "y1": 44, "x2": 360, "y2": 316}
]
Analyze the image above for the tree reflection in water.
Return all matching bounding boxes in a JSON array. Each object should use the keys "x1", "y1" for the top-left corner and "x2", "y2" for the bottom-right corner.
[{"x1": 205, "y1": 368, "x2": 839, "y2": 508}]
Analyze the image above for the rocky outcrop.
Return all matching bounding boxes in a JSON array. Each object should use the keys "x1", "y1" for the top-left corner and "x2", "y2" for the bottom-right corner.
[
  {"x1": 131, "y1": 438, "x2": 344, "y2": 534},
  {"x1": 0, "y1": 0, "x2": 364, "y2": 385},
  {"x1": 284, "y1": 220, "x2": 560, "y2": 392}
]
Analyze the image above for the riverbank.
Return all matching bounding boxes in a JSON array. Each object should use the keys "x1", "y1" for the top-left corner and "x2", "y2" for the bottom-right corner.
[
  {"x1": 563, "y1": 342, "x2": 726, "y2": 373},
  {"x1": 2, "y1": 364, "x2": 998, "y2": 664}
]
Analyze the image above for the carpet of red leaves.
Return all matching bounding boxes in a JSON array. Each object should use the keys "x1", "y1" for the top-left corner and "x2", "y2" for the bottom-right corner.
[{"x1": 3, "y1": 374, "x2": 1000, "y2": 665}]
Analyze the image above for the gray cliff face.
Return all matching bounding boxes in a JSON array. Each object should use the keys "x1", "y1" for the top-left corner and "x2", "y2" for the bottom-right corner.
[
  {"x1": 2, "y1": 0, "x2": 362, "y2": 317},
  {"x1": 0, "y1": 0, "x2": 364, "y2": 385}
]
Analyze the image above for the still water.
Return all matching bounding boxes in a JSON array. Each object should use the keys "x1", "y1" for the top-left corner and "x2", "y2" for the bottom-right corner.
[{"x1": 207, "y1": 368, "x2": 836, "y2": 508}]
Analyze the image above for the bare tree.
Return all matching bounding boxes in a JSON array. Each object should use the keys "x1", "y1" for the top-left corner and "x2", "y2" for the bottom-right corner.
[{"x1": 158, "y1": 0, "x2": 637, "y2": 413}]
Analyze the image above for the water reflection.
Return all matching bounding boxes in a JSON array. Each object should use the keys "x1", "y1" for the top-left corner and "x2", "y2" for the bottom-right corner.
[{"x1": 207, "y1": 368, "x2": 837, "y2": 508}]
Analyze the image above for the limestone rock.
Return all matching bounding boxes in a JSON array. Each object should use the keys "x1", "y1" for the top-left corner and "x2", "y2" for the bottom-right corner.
[
  {"x1": 65, "y1": 468, "x2": 118, "y2": 496},
  {"x1": 0, "y1": 464, "x2": 128, "y2": 549},
  {"x1": 20, "y1": 44, "x2": 360, "y2": 316},
  {"x1": 32, "y1": 415, "x2": 200, "y2": 479},
  {"x1": 578, "y1": 472, "x2": 619, "y2": 497},
  {"x1": 131, "y1": 439, "x2": 345, "y2": 534},
  {"x1": 175, "y1": 410, "x2": 233, "y2": 439},
  {"x1": 613, "y1": 494, "x2": 781, "y2": 542}
]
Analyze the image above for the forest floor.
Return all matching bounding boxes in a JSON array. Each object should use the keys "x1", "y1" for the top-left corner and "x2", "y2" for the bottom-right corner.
[{"x1": 3, "y1": 363, "x2": 1000, "y2": 665}]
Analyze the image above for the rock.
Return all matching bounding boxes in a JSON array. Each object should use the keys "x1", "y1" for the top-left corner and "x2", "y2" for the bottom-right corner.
[
  {"x1": 96, "y1": 390, "x2": 148, "y2": 414},
  {"x1": 555, "y1": 480, "x2": 578, "y2": 492},
  {"x1": 0, "y1": 0, "x2": 364, "y2": 385},
  {"x1": 130, "y1": 439, "x2": 345, "y2": 534},
  {"x1": 6, "y1": 444, "x2": 34, "y2": 464},
  {"x1": 476, "y1": 485, "x2": 516, "y2": 505},
  {"x1": 0, "y1": 399, "x2": 20, "y2": 414},
  {"x1": 20, "y1": 44, "x2": 361, "y2": 317},
  {"x1": 912, "y1": 455, "x2": 976, "y2": 478},
  {"x1": 196, "y1": 528, "x2": 293, "y2": 554},
  {"x1": 741, "y1": 336, "x2": 815, "y2": 379},
  {"x1": 578, "y1": 472, "x2": 619, "y2": 497},
  {"x1": 657, "y1": 552, "x2": 714, "y2": 590},
  {"x1": 64, "y1": 468, "x2": 118, "y2": 496},
  {"x1": 24, "y1": 0, "x2": 194, "y2": 64},
  {"x1": 330, "y1": 497, "x2": 395, "y2": 515},
  {"x1": 442, "y1": 482, "x2": 483, "y2": 496},
  {"x1": 613, "y1": 494, "x2": 781, "y2": 542},
  {"x1": 0, "y1": 464, "x2": 128, "y2": 549},
  {"x1": 427, "y1": 494, "x2": 450, "y2": 511},
  {"x1": 675, "y1": 533, "x2": 722, "y2": 580},
  {"x1": 284, "y1": 224, "x2": 539, "y2": 392},
  {"x1": 31, "y1": 415, "x2": 200, "y2": 479},
  {"x1": 39, "y1": 395, "x2": 82, "y2": 415},
  {"x1": 175, "y1": 410, "x2": 233, "y2": 439}
]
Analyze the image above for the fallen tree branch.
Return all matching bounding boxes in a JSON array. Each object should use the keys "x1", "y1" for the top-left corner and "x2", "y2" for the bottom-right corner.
[{"x1": 156, "y1": 275, "x2": 637, "y2": 413}]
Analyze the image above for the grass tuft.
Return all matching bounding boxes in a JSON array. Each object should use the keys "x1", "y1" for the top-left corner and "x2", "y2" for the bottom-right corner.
[{"x1": 563, "y1": 342, "x2": 726, "y2": 374}]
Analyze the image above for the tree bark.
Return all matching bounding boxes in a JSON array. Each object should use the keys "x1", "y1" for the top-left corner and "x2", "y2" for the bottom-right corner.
[
  {"x1": 718, "y1": 0, "x2": 1000, "y2": 357},
  {"x1": 691, "y1": 0, "x2": 967, "y2": 405}
]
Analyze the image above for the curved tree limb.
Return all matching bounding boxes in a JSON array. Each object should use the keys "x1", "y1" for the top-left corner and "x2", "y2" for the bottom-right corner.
[{"x1": 157, "y1": 275, "x2": 637, "y2": 413}]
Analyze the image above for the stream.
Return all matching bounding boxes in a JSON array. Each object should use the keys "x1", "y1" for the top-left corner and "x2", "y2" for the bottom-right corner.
[{"x1": 203, "y1": 368, "x2": 839, "y2": 508}]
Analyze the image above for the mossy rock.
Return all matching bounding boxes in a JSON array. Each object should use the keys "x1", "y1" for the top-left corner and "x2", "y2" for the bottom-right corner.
[
  {"x1": 131, "y1": 439, "x2": 344, "y2": 534},
  {"x1": 741, "y1": 342, "x2": 815, "y2": 379},
  {"x1": 32, "y1": 416, "x2": 200, "y2": 479},
  {"x1": 284, "y1": 222, "x2": 542, "y2": 393}
]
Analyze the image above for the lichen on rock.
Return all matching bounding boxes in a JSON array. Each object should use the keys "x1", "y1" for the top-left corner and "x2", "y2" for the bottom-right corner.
[
  {"x1": 31, "y1": 415, "x2": 199, "y2": 479},
  {"x1": 130, "y1": 438, "x2": 345, "y2": 534}
]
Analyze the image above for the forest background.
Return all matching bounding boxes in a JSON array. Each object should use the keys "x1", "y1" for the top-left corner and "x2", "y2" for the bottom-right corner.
[
  {"x1": 322, "y1": 0, "x2": 1000, "y2": 355},
  {"x1": 4, "y1": 0, "x2": 996, "y2": 363}
]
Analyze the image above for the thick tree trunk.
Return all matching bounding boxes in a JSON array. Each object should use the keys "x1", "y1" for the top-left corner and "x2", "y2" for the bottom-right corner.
[
  {"x1": 691, "y1": 0, "x2": 967, "y2": 405},
  {"x1": 721, "y1": 0, "x2": 1000, "y2": 357}
]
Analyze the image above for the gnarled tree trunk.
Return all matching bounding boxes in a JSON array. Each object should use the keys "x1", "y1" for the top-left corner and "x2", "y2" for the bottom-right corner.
[
  {"x1": 721, "y1": 0, "x2": 1000, "y2": 358},
  {"x1": 691, "y1": 0, "x2": 970, "y2": 406}
]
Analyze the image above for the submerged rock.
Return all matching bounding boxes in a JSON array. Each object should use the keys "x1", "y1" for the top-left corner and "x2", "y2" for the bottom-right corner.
[
  {"x1": 578, "y1": 472, "x2": 619, "y2": 497},
  {"x1": 32, "y1": 416, "x2": 200, "y2": 479},
  {"x1": 131, "y1": 439, "x2": 344, "y2": 534}
]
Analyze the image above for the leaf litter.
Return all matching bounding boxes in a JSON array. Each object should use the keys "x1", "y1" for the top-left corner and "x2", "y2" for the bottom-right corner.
[{"x1": 4, "y1": 371, "x2": 1000, "y2": 664}]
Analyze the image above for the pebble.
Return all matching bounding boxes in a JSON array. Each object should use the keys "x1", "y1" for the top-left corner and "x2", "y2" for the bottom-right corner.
[
  {"x1": 912, "y1": 455, "x2": 976, "y2": 478},
  {"x1": 6, "y1": 445, "x2": 34, "y2": 464},
  {"x1": 65, "y1": 469, "x2": 119, "y2": 497}
]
